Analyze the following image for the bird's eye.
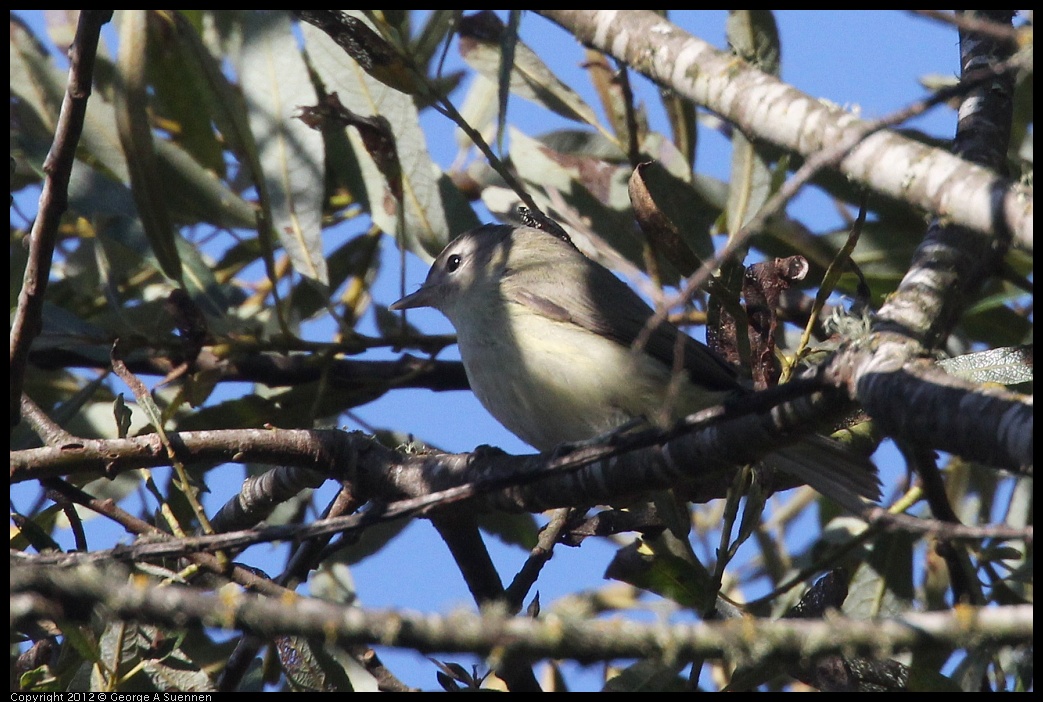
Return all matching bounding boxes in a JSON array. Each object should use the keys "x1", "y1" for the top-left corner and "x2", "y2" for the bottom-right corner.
[{"x1": 445, "y1": 254, "x2": 462, "y2": 273}]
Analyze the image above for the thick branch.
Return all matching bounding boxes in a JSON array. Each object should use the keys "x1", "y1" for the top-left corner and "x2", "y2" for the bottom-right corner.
[
  {"x1": 10, "y1": 427, "x2": 360, "y2": 484},
  {"x1": 11, "y1": 560, "x2": 1033, "y2": 668},
  {"x1": 533, "y1": 10, "x2": 1031, "y2": 245},
  {"x1": 845, "y1": 11, "x2": 1030, "y2": 464},
  {"x1": 839, "y1": 345, "x2": 1032, "y2": 471},
  {"x1": 11, "y1": 382, "x2": 863, "y2": 510},
  {"x1": 873, "y1": 9, "x2": 1019, "y2": 349}
]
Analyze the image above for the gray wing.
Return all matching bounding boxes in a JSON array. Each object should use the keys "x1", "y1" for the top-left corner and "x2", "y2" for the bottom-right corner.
[{"x1": 505, "y1": 240, "x2": 740, "y2": 393}]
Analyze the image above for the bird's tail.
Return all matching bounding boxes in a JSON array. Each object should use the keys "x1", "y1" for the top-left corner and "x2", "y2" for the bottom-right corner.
[{"x1": 762, "y1": 434, "x2": 880, "y2": 514}]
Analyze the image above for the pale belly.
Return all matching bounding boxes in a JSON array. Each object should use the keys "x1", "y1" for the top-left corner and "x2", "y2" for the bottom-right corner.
[{"x1": 455, "y1": 309, "x2": 720, "y2": 452}]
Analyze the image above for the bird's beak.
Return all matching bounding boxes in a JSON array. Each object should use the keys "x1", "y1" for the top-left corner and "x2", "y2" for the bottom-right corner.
[{"x1": 389, "y1": 284, "x2": 438, "y2": 311}]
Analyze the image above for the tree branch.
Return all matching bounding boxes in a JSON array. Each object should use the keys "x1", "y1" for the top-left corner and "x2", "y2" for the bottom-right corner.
[
  {"x1": 836, "y1": 348, "x2": 1032, "y2": 471},
  {"x1": 533, "y1": 10, "x2": 1031, "y2": 246},
  {"x1": 11, "y1": 560, "x2": 1033, "y2": 670},
  {"x1": 11, "y1": 375, "x2": 866, "y2": 510},
  {"x1": 835, "y1": 11, "x2": 1032, "y2": 467},
  {"x1": 10, "y1": 10, "x2": 112, "y2": 427},
  {"x1": 28, "y1": 347, "x2": 470, "y2": 394}
]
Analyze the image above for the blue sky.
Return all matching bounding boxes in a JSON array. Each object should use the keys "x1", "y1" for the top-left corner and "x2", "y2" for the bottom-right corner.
[{"x1": 13, "y1": 10, "x2": 981, "y2": 691}]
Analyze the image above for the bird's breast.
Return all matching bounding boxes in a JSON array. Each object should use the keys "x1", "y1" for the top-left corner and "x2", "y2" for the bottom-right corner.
[{"x1": 453, "y1": 304, "x2": 708, "y2": 452}]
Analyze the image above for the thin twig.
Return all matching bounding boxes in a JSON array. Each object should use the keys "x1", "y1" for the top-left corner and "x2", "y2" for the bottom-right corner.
[{"x1": 10, "y1": 10, "x2": 112, "y2": 426}]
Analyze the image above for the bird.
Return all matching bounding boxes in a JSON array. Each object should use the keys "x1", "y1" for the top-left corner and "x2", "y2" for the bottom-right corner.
[{"x1": 391, "y1": 223, "x2": 879, "y2": 512}]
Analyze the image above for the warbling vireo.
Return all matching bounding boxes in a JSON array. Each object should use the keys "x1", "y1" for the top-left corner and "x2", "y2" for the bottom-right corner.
[{"x1": 391, "y1": 223, "x2": 878, "y2": 510}]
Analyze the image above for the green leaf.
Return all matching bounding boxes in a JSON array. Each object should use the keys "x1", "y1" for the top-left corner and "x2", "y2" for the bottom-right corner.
[
  {"x1": 303, "y1": 10, "x2": 425, "y2": 96},
  {"x1": 114, "y1": 393, "x2": 133, "y2": 438},
  {"x1": 174, "y1": 394, "x2": 285, "y2": 431},
  {"x1": 659, "y1": 91, "x2": 697, "y2": 172},
  {"x1": 10, "y1": 505, "x2": 63, "y2": 553},
  {"x1": 240, "y1": 11, "x2": 328, "y2": 286},
  {"x1": 151, "y1": 138, "x2": 257, "y2": 230},
  {"x1": 959, "y1": 281, "x2": 1033, "y2": 348},
  {"x1": 937, "y1": 345, "x2": 1033, "y2": 387},
  {"x1": 65, "y1": 167, "x2": 228, "y2": 320},
  {"x1": 9, "y1": 15, "x2": 62, "y2": 133},
  {"x1": 155, "y1": 12, "x2": 273, "y2": 230},
  {"x1": 604, "y1": 535, "x2": 716, "y2": 611},
  {"x1": 458, "y1": 11, "x2": 607, "y2": 135},
  {"x1": 288, "y1": 229, "x2": 382, "y2": 321},
  {"x1": 303, "y1": 15, "x2": 477, "y2": 262},
  {"x1": 312, "y1": 520, "x2": 411, "y2": 569},
  {"x1": 725, "y1": 128, "x2": 775, "y2": 238},
  {"x1": 602, "y1": 659, "x2": 688, "y2": 692},
  {"x1": 451, "y1": 72, "x2": 499, "y2": 165},
  {"x1": 904, "y1": 664, "x2": 963, "y2": 692},
  {"x1": 114, "y1": 10, "x2": 183, "y2": 283},
  {"x1": 475, "y1": 511, "x2": 541, "y2": 550},
  {"x1": 280, "y1": 636, "x2": 344, "y2": 691},
  {"x1": 410, "y1": 10, "x2": 461, "y2": 72},
  {"x1": 495, "y1": 12, "x2": 521, "y2": 151},
  {"x1": 145, "y1": 11, "x2": 227, "y2": 176},
  {"x1": 536, "y1": 128, "x2": 627, "y2": 162},
  {"x1": 15, "y1": 13, "x2": 256, "y2": 233},
  {"x1": 820, "y1": 218, "x2": 923, "y2": 298},
  {"x1": 726, "y1": 10, "x2": 781, "y2": 74},
  {"x1": 12, "y1": 18, "x2": 129, "y2": 183},
  {"x1": 629, "y1": 160, "x2": 714, "y2": 276},
  {"x1": 495, "y1": 127, "x2": 641, "y2": 265},
  {"x1": 584, "y1": 48, "x2": 649, "y2": 151},
  {"x1": 846, "y1": 528, "x2": 916, "y2": 617}
]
